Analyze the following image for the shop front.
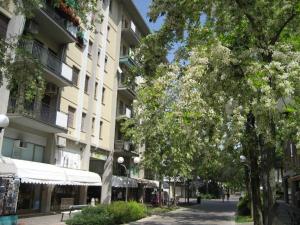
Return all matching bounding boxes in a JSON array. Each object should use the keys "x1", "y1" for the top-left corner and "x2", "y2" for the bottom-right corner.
[
  {"x1": 111, "y1": 176, "x2": 138, "y2": 201},
  {"x1": 0, "y1": 157, "x2": 102, "y2": 214}
]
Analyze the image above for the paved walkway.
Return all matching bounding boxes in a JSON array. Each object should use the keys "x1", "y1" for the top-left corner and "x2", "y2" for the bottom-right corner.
[
  {"x1": 18, "y1": 214, "x2": 65, "y2": 225},
  {"x1": 18, "y1": 199, "x2": 238, "y2": 225},
  {"x1": 130, "y1": 199, "x2": 238, "y2": 225}
]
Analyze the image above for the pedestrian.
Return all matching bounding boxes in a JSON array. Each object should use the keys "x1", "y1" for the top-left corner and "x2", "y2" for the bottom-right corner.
[
  {"x1": 221, "y1": 189, "x2": 225, "y2": 202},
  {"x1": 227, "y1": 192, "x2": 230, "y2": 201},
  {"x1": 296, "y1": 190, "x2": 300, "y2": 208}
]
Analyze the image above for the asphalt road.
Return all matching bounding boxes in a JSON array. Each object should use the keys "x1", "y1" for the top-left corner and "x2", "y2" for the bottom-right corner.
[{"x1": 130, "y1": 199, "x2": 238, "y2": 225}]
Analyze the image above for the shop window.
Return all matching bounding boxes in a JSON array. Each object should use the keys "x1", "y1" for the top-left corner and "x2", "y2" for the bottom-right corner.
[{"x1": 2, "y1": 137, "x2": 44, "y2": 162}]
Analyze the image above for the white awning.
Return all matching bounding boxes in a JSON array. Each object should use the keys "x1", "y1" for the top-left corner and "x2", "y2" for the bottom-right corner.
[
  {"x1": 0, "y1": 157, "x2": 101, "y2": 186},
  {"x1": 112, "y1": 175, "x2": 138, "y2": 188},
  {"x1": 136, "y1": 178, "x2": 159, "y2": 188}
]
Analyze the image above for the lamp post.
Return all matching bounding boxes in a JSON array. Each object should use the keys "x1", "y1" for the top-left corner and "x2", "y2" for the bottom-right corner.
[
  {"x1": 117, "y1": 156, "x2": 140, "y2": 202},
  {"x1": 0, "y1": 114, "x2": 9, "y2": 133},
  {"x1": 0, "y1": 114, "x2": 9, "y2": 157}
]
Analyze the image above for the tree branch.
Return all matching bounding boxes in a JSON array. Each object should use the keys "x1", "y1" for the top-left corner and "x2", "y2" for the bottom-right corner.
[{"x1": 270, "y1": 11, "x2": 296, "y2": 45}]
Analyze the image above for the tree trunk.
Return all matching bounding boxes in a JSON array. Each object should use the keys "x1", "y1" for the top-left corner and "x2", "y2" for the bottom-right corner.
[
  {"x1": 245, "y1": 113, "x2": 264, "y2": 225},
  {"x1": 173, "y1": 177, "x2": 176, "y2": 206},
  {"x1": 159, "y1": 175, "x2": 163, "y2": 207}
]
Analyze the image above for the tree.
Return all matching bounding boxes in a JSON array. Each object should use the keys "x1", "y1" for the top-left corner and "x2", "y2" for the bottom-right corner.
[{"x1": 131, "y1": 1, "x2": 300, "y2": 225}]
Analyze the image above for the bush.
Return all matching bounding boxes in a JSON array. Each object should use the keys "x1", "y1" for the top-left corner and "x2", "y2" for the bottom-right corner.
[
  {"x1": 237, "y1": 195, "x2": 251, "y2": 216},
  {"x1": 200, "y1": 193, "x2": 214, "y2": 199},
  {"x1": 66, "y1": 205, "x2": 114, "y2": 225},
  {"x1": 66, "y1": 201, "x2": 147, "y2": 225},
  {"x1": 107, "y1": 201, "x2": 147, "y2": 224}
]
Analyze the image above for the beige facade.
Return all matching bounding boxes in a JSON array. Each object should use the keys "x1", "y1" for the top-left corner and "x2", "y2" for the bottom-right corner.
[{"x1": 0, "y1": 0, "x2": 155, "y2": 214}]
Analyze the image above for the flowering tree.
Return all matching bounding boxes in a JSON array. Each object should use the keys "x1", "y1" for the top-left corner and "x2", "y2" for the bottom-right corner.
[{"x1": 128, "y1": 1, "x2": 300, "y2": 225}]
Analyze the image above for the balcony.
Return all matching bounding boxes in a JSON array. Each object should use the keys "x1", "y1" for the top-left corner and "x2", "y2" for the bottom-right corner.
[
  {"x1": 116, "y1": 107, "x2": 132, "y2": 120},
  {"x1": 122, "y1": 21, "x2": 141, "y2": 46},
  {"x1": 21, "y1": 40, "x2": 73, "y2": 87},
  {"x1": 114, "y1": 140, "x2": 138, "y2": 156},
  {"x1": 119, "y1": 53, "x2": 138, "y2": 68},
  {"x1": 118, "y1": 75, "x2": 136, "y2": 100},
  {"x1": 33, "y1": 2, "x2": 78, "y2": 44},
  {"x1": 7, "y1": 98, "x2": 68, "y2": 133}
]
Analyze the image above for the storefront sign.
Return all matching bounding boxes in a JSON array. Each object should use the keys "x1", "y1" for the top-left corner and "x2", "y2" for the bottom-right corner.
[{"x1": 91, "y1": 152, "x2": 107, "y2": 161}]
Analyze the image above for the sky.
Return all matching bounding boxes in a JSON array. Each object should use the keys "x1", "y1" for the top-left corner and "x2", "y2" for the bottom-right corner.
[
  {"x1": 132, "y1": 0, "x2": 164, "y2": 32},
  {"x1": 132, "y1": 0, "x2": 177, "y2": 61}
]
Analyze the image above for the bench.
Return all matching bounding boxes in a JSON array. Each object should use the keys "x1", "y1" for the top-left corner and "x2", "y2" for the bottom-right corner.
[{"x1": 61, "y1": 204, "x2": 88, "y2": 221}]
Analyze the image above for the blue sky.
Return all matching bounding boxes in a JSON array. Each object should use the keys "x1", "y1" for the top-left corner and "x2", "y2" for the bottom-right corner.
[
  {"x1": 132, "y1": 0, "x2": 163, "y2": 32},
  {"x1": 132, "y1": 0, "x2": 177, "y2": 61}
]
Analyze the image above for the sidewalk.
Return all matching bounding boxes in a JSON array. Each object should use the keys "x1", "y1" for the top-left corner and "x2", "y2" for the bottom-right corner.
[{"x1": 18, "y1": 214, "x2": 65, "y2": 225}]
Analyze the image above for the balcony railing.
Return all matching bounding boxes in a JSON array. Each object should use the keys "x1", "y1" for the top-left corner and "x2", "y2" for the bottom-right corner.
[
  {"x1": 7, "y1": 97, "x2": 68, "y2": 129},
  {"x1": 118, "y1": 76, "x2": 136, "y2": 93},
  {"x1": 122, "y1": 20, "x2": 141, "y2": 46},
  {"x1": 21, "y1": 40, "x2": 73, "y2": 85},
  {"x1": 42, "y1": 1, "x2": 78, "y2": 38},
  {"x1": 117, "y1": 107, "x2": 132, "y2": 119}
]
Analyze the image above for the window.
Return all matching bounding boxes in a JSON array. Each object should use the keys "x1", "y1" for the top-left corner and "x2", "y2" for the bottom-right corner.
[
  {"x1": 109, "y1": 0, "x2": 113, "y2": 14},
  {"x1": 104, "y1": 55, "x2": 108, "y2": 71},
  {"x1": 97, "y1": 48, "x2": 101, "y2": 65},
  {"x1": 67, "y1": 106, "x2": 76, "y2": 128},
  {"x1": 99, "y1": 121, "x2": 103, "y2": 139},
  {"x1": 106, "y1": 26, "x2": 110, "y2": 40},
  {"x1": 119, "y1": 101, "x2": 124, "y2": 115},
  {"x1": 102, "y1": 87, "x2": 106, "y2": 104},
  {"x1": 92, "y1": 117, "x2": 95, "y2": 134},
  {"x1": 72, "y1": 66, "x2": 80, "y2": 86},
  {"x1": 81, "y1": 113, "x2": 87, "y2": 132},
  {"x1": 94, "y1": 82, "x2": 98, "y2": 99},
  {"x1": 84, "y1": 75, "x2": 90, "y2": 94},
  {"x1": 88, "y1": 41, "x2": 93, "y2": 56}
]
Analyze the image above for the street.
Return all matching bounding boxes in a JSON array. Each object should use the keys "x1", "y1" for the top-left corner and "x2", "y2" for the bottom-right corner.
[{"x1": 130, "y1": 199, "x2": 238, "y2": 225}]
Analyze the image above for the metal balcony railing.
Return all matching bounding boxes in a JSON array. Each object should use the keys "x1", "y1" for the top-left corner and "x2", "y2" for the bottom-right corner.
[
  {"x1": 21, "y1": 40, "x2": 65, "y2": 80},
  {"x1": 7, "y1": 97, "x2": 58, "y2": 126},
  {"x1": 118, "y1": 77, "x2": 136, "y2": 93},
  {"x1": 42, "y1": 1, "x2": 78, "y2": 38}
]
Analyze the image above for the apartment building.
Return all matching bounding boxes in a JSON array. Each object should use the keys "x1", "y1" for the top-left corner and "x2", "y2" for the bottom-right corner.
[{"x1": 0, "y1": 0, "x2": 158, "y2": 215}]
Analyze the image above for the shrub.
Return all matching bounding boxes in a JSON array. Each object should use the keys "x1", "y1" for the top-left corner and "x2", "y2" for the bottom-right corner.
[
  {"x1": 107, "y1": 201, "x2": 147, "y2": 224},
  {"x1": 200, "y1": 193, "x2": 214, "y2": 199},
  {"x1": 66, "y1": 205, "x2": 114, "y2": 225},
  {"x1": 237, "y1": 195, "x2": 251, "y2": 216}
]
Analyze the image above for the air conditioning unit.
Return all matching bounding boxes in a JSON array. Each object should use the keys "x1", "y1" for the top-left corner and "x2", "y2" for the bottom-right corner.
[
  {"x1": 124, "y1": 141, "x2": 130, "y2": 151},
  {"x1": 13, "y1": 140, "x2": 28, "y2": 149},
  {"x1": 45, "y1": 83, "x2": 58, "y2": 95},
  {"x1": 27, "y1": 20, "x2": 39, "y2": 34}
]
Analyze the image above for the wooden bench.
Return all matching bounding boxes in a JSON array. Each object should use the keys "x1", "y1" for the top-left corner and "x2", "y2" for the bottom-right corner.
[{"x1": 61, "y1": 204, "x2": 88, "y2": 221}]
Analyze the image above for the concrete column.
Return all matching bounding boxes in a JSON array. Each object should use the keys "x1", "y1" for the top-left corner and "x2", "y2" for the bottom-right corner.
[
  {"x1": 0, "y1": 14, "x2": 25, "y2": 155},
  {"x1": 101, "y1": 0, "x2": 122, "y2": 204},
  {"x1": 41, "y1": 185, "x2": 54, "y2": 213}
]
